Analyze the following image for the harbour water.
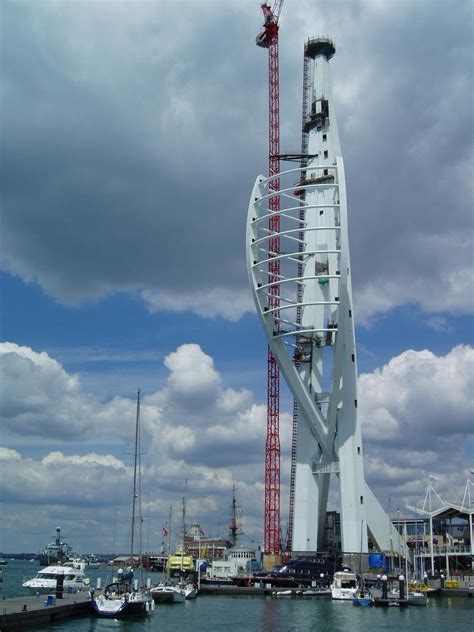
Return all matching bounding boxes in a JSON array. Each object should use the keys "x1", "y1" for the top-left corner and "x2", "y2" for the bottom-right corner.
[{"x1": 1, "y1": 560, "x2": 472, "y2": 631}]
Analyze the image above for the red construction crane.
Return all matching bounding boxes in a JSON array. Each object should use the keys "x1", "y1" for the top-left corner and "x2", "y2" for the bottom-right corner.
[{"x1": 256, "y1": 0, "x2": 284, "y2": 560}]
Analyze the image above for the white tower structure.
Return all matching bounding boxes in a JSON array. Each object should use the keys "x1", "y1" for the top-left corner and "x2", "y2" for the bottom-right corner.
[{"x1": 246, "y1": 38, "x2": 408, "y2": 557}]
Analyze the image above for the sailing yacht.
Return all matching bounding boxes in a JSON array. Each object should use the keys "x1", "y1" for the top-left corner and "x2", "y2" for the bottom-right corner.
[
  {"x1": 152, "y1": 484, "x2": 197, "y2": 602},
  {"x1": 93, "y1": 389, "x2": 154, "y2": 617}
]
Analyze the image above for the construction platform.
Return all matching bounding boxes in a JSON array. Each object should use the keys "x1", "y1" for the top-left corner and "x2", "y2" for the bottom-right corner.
[{"x1": 0, "y1": 593, "x2": 92, "y2": 630}]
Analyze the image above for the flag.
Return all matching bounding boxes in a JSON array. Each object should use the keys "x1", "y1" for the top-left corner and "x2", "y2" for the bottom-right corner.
[
  {"x1": 199, "y1": 528, "x2": 205, "y2": 536},
  {"x1": 163, "y1": 526, "x2": 168, "y2": 536}
]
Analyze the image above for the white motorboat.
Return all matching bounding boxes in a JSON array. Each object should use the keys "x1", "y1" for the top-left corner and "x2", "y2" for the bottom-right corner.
[
  {"x1": 273, "y1": 589, "x2": 293, "y2": 597},
  {"x1": 298, "y1": 587, "x2": 331, "y2": 597},
  {"x1": 330, "y1": 570, "x2": 359, "y2": 600},
  {"x1": 389, "y1": 587, "x2": 427, "y2": 606},
  {"x1": 151, "y1": 582, "x2": 186, "y2": 604},
  {"x1": 22, "y1": 565, "x2": 90, "y2": 594},
  {"x1": 408, "y1": 590, "x2": 428, "y2": 606},
  {"x1": 92, "y1": 390, "x2": 154, "y2": 618},
  {"x1": 181, "y1": 581, "x2": 197, "y2": 599},
  {"x1": 86, "y1": 555, "x2": 101, "y2": 569},
  {"x1": 67, "y1": 556, "x2": 86, "y2": 570}
]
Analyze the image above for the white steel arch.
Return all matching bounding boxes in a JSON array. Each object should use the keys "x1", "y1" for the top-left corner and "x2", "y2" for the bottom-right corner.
[{"x1": 246, "y1": 38, "x2": 408, "y2": 557}]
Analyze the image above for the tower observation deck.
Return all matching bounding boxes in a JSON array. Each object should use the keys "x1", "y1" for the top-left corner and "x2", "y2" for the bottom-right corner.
[{"x1": 246, "y1": 37, "x2": 409, "y2": 558}]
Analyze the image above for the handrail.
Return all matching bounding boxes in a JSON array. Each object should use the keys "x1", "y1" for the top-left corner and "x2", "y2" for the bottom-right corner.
[
  {"x1": 256, "y1": 162, "x2": 340, "y2": 186},
  {"x1": 251, "y1": 202, "x2": 340, "y2": 225},
  {"x1": 253, "y1": 249, "x2": 341, "y2": 268},
  {"x1": 252, "y1": 225, "x2": 341, "y2": 246},
  {"x1": 264, "y1": 300, "x2": 339, "y2": 316}
]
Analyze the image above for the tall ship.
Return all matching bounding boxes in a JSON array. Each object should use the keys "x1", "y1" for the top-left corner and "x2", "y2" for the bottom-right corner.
[{"x1": 39, "y1": 527, "x2": 73, "y2": 566}]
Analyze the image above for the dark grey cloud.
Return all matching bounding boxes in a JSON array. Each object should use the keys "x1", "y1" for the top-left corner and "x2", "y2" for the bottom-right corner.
[
  {"x1": 1, "y1": 0, "x2": 472, "y2": 321},
  {"x1": 1, "y1": 0, "x2": 263, "y2": 315}
]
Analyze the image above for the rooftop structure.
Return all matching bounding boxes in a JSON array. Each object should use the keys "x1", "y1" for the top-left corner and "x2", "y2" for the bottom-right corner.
[{"x1": 406, "y1": 480, "x2": 474, "y2": 575}]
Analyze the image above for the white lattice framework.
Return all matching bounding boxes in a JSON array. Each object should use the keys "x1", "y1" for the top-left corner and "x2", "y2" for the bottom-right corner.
[{"x1": 246, "y1": 38, "x2": 408, "y2": 556}]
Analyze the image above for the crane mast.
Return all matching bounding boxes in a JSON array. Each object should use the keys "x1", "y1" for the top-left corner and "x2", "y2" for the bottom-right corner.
[{"x1": 256, "y1": 0, "x2": 283, "y2": 565}]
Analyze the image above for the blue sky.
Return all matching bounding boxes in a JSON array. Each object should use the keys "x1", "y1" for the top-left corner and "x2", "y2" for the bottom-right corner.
[{"x1": 0, "y1": 0, "x2": 473, "y2": 555}]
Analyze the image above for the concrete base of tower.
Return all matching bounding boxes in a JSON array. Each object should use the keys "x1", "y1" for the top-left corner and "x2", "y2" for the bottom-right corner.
[{"x1": 263, "y1": 553, "x2": 282, "y2": 571}]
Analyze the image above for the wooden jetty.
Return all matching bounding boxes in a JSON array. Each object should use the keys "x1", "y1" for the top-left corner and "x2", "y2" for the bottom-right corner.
[{"x1": 0, "y1": 593, "x2": 92, "y2": 630}]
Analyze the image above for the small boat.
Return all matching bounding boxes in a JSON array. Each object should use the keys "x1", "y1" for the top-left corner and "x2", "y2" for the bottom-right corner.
[
  {"x1": 181, "y1": 581, "x2": 197, "y2": 599},
  {"x1": 297, "y1": 587, "x2": 331, "y2": 597},
  {"x1": 352, "y1": 593, "x2": 375, "y2": 607},
  {"x1": 331, "y1": 570, "x2": 359, "y2": 600},
  {"x1": 408, "y1": 581, "x2": 438, "y2": 594},
  {"x1": 0, "y1": 558, "x2": 8, "y2": 566},
  {"x1": 273, "y1": 589, "x2": 293, "y2": 597},
  {"x1": 93, "y1": 390, "x2": 154, "y2": 618},
  {"x1": 22, "y1": 565, "x2": 90, "y2": 594},
  {"x1": 86, "y1": 555, "x2": 101, "y2": 569},
  {"x1": 151, "y1": 582, "x2": 186, "y2": 604},
  {"x1": 389, "y1": 586, "x2": 427, "y2": 606},
  {"x1": 408, "y1": 590, "x2": 428, "y2": 606},
  {"x1": 67, "y1": 556, "x2": 86, "y2": 570}
]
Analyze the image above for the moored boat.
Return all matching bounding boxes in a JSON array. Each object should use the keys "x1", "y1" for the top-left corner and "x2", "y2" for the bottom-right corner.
[
  {"x1": 38, "y1": 527, "x2": 76, "y2": 566},
  {"x1": 331, "y1": 570, "x2": 359, "y2": 600},
  {"x1": 93, "y1": 573, "x2": 155, "y2": 617},
  {"x1": 298, "y1": 587, "x2": 331, "y2": 597},
  {"x1": 86, "y1": 554, "x2": 101, "y2": 569},
  {"x1": 408, "y1": 590, "x2": 428, "y2": 606},
  {"x1": 67, "y1": 556, "x2": 86, "y2": 570},
  {"x1": 253, "y1": 556, "x2": 334, "y2": 588},
  {"x1": 22, "y1": 564, "x2": 90, "y2": 594},
  {"x1": 181, "y1": 581, "x2": 197, "y2": 599},
  {"x1": 352, "y1": 592, "x2": 375, "y2": 606},
  {"x1": 167, "y1": 549, "x2": 194, "y2": 577},
  {"x1": 408, "y1": 581, "x2": 438, "y2": 594},
  {"x1": 92, "y1": 390, "x2": 154, "y2": 618},
  {"x1": 151, "y1": 582, "x2": 186, "y2": 604}
]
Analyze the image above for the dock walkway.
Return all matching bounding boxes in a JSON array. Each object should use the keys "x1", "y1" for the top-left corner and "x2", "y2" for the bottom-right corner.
[{"x1": 0, "y1": 593, "x2": 92, "y2": 630}]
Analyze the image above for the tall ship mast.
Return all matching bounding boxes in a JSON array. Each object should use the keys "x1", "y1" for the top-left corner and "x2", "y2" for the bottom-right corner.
[{"x1": 229, "y1": 482, "x2": 243, "y2": 547}]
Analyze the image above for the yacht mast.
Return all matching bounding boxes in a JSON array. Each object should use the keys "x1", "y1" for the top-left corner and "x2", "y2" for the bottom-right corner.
[{"x1": 130, "y1": 388, "x2": 141, "y2": 567}]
